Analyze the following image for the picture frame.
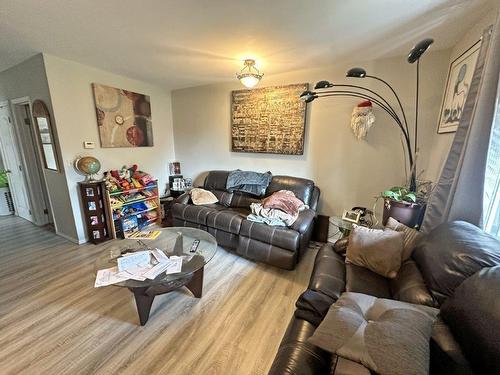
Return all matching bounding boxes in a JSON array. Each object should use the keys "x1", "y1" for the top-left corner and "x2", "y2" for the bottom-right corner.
[
  {"x1": 342, "y1": 209, "x2": 361, "y2": 224},
  {"x1": 437, "y1": 39, "x2": 481, "y2": 134}
]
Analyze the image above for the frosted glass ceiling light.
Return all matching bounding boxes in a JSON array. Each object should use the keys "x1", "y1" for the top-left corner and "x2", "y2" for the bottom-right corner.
[{"x1": 236, "y1": 59, "x2": 263, "y2": 88}]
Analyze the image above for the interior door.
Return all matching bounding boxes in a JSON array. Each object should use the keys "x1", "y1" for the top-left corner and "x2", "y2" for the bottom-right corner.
[{"x1": 0, "y1": 104, "x2": 33, "y2": 222}]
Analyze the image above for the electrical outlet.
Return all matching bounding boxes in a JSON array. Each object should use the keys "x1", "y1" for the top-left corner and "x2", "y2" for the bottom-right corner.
[{"x1": 83, "y1": 141, "x2": 95, "y2": 149}]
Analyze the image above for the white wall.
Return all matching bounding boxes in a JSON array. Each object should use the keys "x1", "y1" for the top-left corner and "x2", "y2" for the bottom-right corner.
[
  {"x1": 425, "y1": 11, "x2": 498, "y2": 181},
  {"x1": 43, "y1": 54, "x2": 176, "y2": 243},
  {"x1": 172, "y1": 50, "x2": 450, "y2": 218},
  {"x1": 0, "y1": 54, "x2": 75, "y2": 239}
]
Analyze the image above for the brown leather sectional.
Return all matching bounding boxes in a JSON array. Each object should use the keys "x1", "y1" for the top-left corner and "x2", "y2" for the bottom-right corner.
[
  {"x1": 268, "y1": 221, "x2": 500, "y2": 375},
  {"x1": 172, "y1": 170, "x2": 320, "y2": 270}
]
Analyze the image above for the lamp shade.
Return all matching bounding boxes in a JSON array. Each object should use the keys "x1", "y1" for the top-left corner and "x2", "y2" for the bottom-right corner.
[
  {"x1": 314, "y1": 80, "x2": 334, "y2": 89},
  {"x1": 407, "y1": 38, "x2": 434, "y2": 63},
  {"x1": 299, "y1": 90, "x2": 317, "y2": 103},
  {"x1": 346, "y1": 67, "x2": 367, "y2": 78}
]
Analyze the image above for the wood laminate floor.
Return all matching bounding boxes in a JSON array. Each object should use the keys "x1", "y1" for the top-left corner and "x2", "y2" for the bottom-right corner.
[{"x1": 0, "y1": 216, "x2": 317, "y2": 375}]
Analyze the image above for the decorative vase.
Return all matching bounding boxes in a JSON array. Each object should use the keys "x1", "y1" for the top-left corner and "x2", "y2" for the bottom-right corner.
[{"x1": 382, "y1": 198, "x2": 426, "y2": 229}]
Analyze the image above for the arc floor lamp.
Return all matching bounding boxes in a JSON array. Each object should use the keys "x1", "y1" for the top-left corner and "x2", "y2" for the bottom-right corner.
[{"x1": 300, "y1": 38, "x2": 434, "y2": 192}]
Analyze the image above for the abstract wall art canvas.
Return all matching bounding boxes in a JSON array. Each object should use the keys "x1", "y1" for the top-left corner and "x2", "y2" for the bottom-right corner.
[
  {"x1": 437, "y1": 40, "x2": 481, "y2": 133},
  {"x1": 92, "y1": 83, "x2": 154, "y2": 147},
  {"x1": 231, "y1": 83, "x2": 308, "y2": 155}
]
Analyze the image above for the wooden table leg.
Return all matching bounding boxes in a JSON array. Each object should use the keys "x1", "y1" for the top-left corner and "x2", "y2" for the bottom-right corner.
[
  {"x1": 130, "y1": 287, "x2": 155, "y2": 326},
  {"x1": 185, "y1": 267, "x2": 204, "y2": 298}
]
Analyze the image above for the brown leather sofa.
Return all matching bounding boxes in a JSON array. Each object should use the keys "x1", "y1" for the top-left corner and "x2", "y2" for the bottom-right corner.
[
  {"x1": 172, "y1": 170, "x2": 320, "y2": 270},
  {"x1": 268, "y1": 221, "x2": 500, "y2": 375}
]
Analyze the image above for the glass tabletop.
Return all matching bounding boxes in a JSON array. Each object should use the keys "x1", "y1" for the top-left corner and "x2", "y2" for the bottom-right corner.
[{"x1": 95, "y1": 227, "x2": 218, "y2": 288}]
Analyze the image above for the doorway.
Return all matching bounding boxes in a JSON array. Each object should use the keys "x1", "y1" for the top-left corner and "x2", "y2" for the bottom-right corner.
[{"x1": 0, "y1": 99, "x2": 53, "y2": 227}]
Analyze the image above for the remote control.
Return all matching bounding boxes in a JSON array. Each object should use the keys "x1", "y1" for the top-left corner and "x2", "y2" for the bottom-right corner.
[{"x1": 190, "y1": 239, "x2": 200, "y2": 253}]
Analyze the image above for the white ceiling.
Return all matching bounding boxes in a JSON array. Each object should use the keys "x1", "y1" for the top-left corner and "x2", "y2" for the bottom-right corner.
[{"x1": 0, "y1": 0, "x2": 496, "y2": 90}]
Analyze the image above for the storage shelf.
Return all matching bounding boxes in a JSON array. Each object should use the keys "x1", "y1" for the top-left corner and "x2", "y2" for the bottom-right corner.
[
  {"x1": 116, "y1": 205, "x2": 158, "y2": 219},
  {"x1": 109, "y1": 184, "x2": 158, "y2": 196},
  {"x1": 105, "y1": 178, "x2": 161, "y2": 240},
  {"x1": 111, "y1": 195, "x2": 158, "y2": 210}
]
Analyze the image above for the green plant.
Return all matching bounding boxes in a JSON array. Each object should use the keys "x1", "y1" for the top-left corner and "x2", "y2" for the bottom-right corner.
[{"x1": 381, "y1": 186, "x2": 416, "y2": 203}]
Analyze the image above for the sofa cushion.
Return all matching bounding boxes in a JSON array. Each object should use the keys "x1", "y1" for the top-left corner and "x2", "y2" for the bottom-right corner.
[
  {"x1": 385, "y1": 217, "x2": 422, "y2": 261},
  {"x1": 440, "y1": 265, "x2": 500, "y2": 374},
  {"x1": 172, "y1": 203, "x2": 224, "y2": 225},
  {"x1": 345, "y1": 264, "x2": 391, "y2": 299},
  {"x1": 203, "y1": 170, "x2": 229, "y2": 190},
  {"x1": 240, "y1": 219, "x2": 300, "y2": 251},
  {"x1": 266, "y1": 175, "x2": 315, "y2": 207},
  {"x1": 412, "y1": 221, "x2": 500, "y2": 304},
  {"x1": 206, "y1": 209, "x2": 245, "y2": 235},
  {"x1": 346, "y1": 225, "x2": 405, "y2": 278},
  {"x1": 390, "y1": 259, "x2": 437, "y2": 307},
  {"x1": 230, "y1": 191, "x2": 261, "y2": 208},
  {"x1": 211, "y1": 189, "x2": 233, "y2": 207},
  {"x1": 308, "y1": 292, "x2": 439, "y2": 375}
]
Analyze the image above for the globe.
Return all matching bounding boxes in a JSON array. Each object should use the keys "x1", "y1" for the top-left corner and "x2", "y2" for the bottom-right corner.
[{"x1": 74, "y1": 156, "x2": 101, "y2": 181}]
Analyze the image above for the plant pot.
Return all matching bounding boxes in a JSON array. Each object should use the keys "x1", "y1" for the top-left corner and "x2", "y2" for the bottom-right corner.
[{"x1": 382, "y1": 198, "x2": 426, "y2": 229}]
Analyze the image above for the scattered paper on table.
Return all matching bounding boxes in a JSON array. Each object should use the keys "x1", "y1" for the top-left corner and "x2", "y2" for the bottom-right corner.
[
  {"x1": 94, "y1": 267, "x2": 130, "y2": 287},
  {"x1": 165, "y1": 256, "x2": 183, "y2": 274},
  {"x1": 117, "y1": 251, "x2": 151, "y2": 272}
]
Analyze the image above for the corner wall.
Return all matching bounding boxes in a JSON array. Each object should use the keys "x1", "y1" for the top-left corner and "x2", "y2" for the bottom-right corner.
[
  {"x1": 43, "y1": 54, "x2": 176, "y2": 243},
  {"x1": 0, "y1": 54, "x2": 76, "y2": 240},
  {"x1": 172, "y1": 50, "x2": 451, "y2": 218}
]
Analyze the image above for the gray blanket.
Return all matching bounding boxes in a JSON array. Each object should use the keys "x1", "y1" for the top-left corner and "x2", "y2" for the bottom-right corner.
[{"x1": 226, "y1": 170, "x2": 272, "y2": 196}]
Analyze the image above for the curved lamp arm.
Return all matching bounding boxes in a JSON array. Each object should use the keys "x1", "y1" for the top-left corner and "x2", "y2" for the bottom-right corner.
[
  {"x1": 318, "y1": 84, "x2": 403, "y2": 130},
  {"x1": 316, "y1": 89, "x2": 408, "y2": 139},
  {"x1": 316, "y1": 92, "x2": 414, "y2": 171},
  {"x1": 365, "y1": 75, "x2": 410, "y2": 144}
]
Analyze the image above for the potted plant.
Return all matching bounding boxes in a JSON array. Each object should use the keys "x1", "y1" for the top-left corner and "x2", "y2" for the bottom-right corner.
[{"x1": 380, "y1": 186, "x2": 427, "y2": 228}]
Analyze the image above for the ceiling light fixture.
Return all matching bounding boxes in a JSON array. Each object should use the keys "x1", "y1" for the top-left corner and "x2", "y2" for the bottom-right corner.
[{"x1": 236, "y1": 59, "x2": 263, "y2": 88}]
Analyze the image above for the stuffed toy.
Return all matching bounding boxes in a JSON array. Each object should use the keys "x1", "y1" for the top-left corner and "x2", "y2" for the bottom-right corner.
[{"x1": 350, "y1": 100, "x2": 375, "y2": 140}]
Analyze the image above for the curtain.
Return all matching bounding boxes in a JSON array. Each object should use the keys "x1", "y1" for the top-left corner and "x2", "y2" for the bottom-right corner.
[{"x1": 421, "y1": 16, "x2": 500, "y2": 233}]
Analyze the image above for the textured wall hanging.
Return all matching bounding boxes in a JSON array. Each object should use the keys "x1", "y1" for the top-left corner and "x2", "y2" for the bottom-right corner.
[
  {"x1": 231, "y1": 83, "x2": 308, "y2": 155},
  {"x1": 92, "y1": 83, "x2": 153, "y2": 147}
]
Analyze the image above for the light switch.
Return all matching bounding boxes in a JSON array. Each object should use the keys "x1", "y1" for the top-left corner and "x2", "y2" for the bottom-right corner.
[{"x1": 83, "y1": 141, "x2": 95, "y2": 149}]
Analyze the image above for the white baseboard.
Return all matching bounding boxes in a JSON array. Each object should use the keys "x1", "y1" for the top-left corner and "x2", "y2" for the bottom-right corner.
[{"x1": 56, "y1": 230, "x2": 86, "y2": 244}]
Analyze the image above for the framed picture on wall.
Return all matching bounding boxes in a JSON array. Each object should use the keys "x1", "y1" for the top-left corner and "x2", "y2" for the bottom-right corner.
[{"x1": 437, "y1": 39, "x2": 481, "y2": 134}]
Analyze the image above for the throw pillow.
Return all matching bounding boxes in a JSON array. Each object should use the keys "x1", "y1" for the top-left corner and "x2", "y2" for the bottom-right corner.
[
  {"x1": 190, "y1": 188, "x2": 218, "y2": 205},
  {"x1": 346, "y1": 225, "x2": 405, "y2": 278},
  {"x1": 308, "y1": 292, "x2": 439, "y2": 375},
  {"x1": 385, "y1": 217, "x2": 422, "y2": 261},
  {"x1": 440, "y1": 266, "x2": 500, "y2": 374}
]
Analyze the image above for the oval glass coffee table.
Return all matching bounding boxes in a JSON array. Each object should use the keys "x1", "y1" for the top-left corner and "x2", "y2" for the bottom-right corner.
[{"x1": 96, "y1": 227, "x2": 217, "y2": 325}]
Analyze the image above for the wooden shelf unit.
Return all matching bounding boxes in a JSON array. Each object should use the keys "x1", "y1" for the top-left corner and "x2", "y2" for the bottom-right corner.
[
  {"x1": 78, "y1": 181, "x2": 111, "y2": 244},
  {"x1": 104, "y1": 180, "x2": 161, "y2": 239}
]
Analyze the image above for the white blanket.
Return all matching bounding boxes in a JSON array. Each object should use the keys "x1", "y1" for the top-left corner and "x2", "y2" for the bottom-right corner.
[{"x1": 247, "y1": 202, "x2": 297, "y2": 226}]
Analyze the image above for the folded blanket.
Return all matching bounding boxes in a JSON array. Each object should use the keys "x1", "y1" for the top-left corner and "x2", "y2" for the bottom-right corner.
[
  {"x1": 226, "y1": 170, "x2": 272, "y2": 196},
  {"x1": 262, "y1": 190, "x2": 307, "y2": 217},
  {"x1": 249, "y1": 202, "x2": 296, "y2": 226}
]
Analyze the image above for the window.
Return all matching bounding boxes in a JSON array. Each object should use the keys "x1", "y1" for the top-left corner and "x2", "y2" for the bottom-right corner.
[{"x1": 483, "y1": 91, "x2": 500, "y2": 237}]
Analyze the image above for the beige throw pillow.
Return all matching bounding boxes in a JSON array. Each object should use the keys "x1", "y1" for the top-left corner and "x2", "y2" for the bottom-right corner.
[
  {"x1": 346, "y1": 225, "x2": 405, "y2": 279},
  {"x1": 190, "y1": 188, "x2": 219, "y2": 205},
  {"x1": 385, "y1": 217, "x2": 422, "y2": 261}
]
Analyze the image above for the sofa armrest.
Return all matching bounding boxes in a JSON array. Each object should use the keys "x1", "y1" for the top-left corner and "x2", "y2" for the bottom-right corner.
[
  {"x1": 290, "y1": 209, "x2": 316, "y2": 234},
  {"x1": 268, "y1": 317, "x2": 331, "y2": 375},
  {"x1": 174, "y1": 191, "x2": 191, "y2": 205}
]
